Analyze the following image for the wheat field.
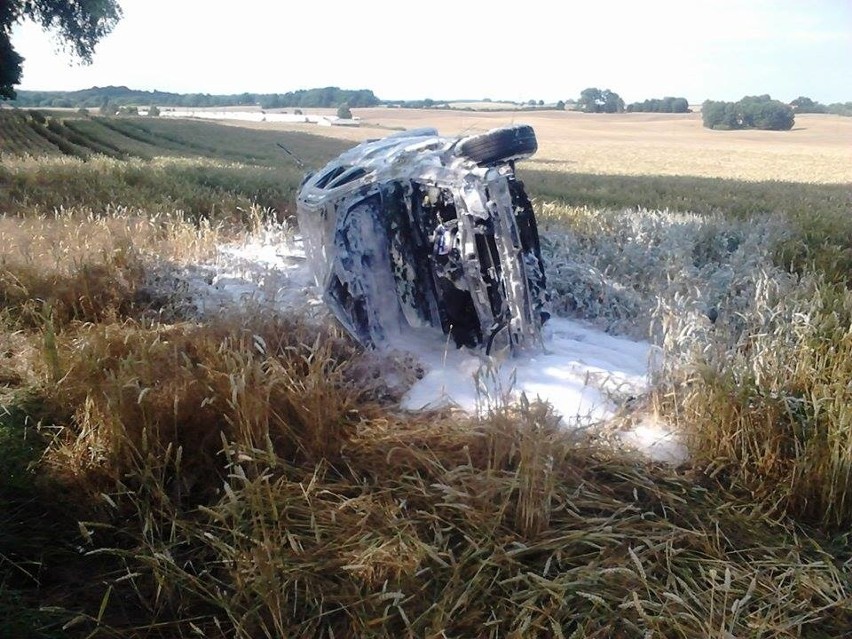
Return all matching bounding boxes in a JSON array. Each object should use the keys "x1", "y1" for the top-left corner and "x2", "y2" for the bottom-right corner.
[{"x1": 223, "y1": 108, "x2": 852, "y2": 183}]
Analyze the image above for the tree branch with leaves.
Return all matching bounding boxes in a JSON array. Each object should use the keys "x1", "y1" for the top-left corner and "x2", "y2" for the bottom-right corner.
[{"x1": 1, "y1": 0, "x2": 123, "y2": 99}]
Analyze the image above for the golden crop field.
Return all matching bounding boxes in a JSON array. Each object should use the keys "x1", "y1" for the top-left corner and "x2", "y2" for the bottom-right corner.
[{"x1": 225, "y1": 108, "x2": 852, "y2": 183}]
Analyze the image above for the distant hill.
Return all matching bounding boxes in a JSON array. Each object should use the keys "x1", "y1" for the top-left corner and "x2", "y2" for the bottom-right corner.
[{"x1": 9, "y1": 86, "x2": 382, "y2": 110}]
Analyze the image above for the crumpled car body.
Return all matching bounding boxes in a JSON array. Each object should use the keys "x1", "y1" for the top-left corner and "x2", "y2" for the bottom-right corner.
[{"x1": 296, "y1": 125, "x2": 549, "y2": 351}]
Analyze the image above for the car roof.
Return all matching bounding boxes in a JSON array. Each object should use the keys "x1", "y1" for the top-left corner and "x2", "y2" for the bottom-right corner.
[
  {"x1": 337, "y1": 128, "x2": 451, "y2": 168},
  {"x1": 301, "y1": 128, "x2": 473, "y2": 194}
]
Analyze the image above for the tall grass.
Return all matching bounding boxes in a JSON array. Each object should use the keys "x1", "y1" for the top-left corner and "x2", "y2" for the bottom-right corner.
[
  {"x1": 0, "y1": 208, "x2": 227, "y2": 332},
  {"x1": 1, "y1": 116, "x2": 850, "y2": 636},
  {"x1": 0, "y1": 203, "x2": 842, "y2": 636},
  {"x1": 26, "y1": 306, "x2": 850, "y2": 638},
  {"x1": 536, "y1": 200, "x2": 852, "y2": 528},
  {"x1": 656, "y1": 272, "x2": 852, "y2": 528},
  {"x1": 524, "y1": 170, "x2": 852, "y2": 284},
  {"x1": 522, "y1": 170, "x2": 852, "y2": 221},
  {"x1": 536, "y1": 202, "x2": 791, "y2": 338}
]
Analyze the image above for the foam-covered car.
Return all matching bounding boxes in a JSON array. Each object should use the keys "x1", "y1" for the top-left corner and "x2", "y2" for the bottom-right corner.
[{"x1": 296, "y1": 124, "x2": 549, "y2": 352}]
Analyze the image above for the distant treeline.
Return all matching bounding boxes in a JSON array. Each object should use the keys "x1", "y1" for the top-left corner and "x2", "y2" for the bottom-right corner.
[
  {"x1": 790, "y1": 96, "x2": 852, "y2": 116},
  {"x1": 826, "y1": 102, "x2": 852, "y2": 116},
  {"x1": 259, "y1": 88, "x2": 380, "y2": 109},
  {"x1": 626, "y1": 97, "x2": 689, "y2": 113},
  {"x1": 9, "y1": 85, "x2": 852, "y2": 118},
  {"x1": 10, "y1": 86, "x2": 380, "y2": 109}
]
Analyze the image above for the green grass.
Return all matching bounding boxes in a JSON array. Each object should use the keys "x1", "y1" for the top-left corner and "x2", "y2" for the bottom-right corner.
[
  {"x1": 0, "y1": 111, "x2": 351, "y2": 221},
  {"x1": 0, "y1": 399, "x2": 44, "y2": 494},
  {"x1": 521, "y1": 169, "x2": 852, "y2": 220},
  {"x1": 0, "y1": 154, "x2": 304, "y2": 222},
  {"x1": 0, "y1": 110, "x2": 60, "y2": 156},
  {"x1": 0, "y1": 110, "x2": 350, "y2": 168},
  {"x1": 522, "y1": 170, "x2": 852, "y2": 284},
  {"x1": 99, "y1": 116, "x2": 351, "y2": 167}
]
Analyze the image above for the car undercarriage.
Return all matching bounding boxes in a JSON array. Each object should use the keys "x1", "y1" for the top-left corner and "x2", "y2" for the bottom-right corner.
[{"x1": 297, "y1": 125, "x2": 549, "y2": 353}]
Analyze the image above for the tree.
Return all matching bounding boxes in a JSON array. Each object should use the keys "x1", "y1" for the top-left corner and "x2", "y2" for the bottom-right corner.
[
  {"x1": 702, "y1": 96, "x2": 794, "y2": 131},
  {"x1": 578, "y1": 88, "x2": 602, "y2": 112},
  {"x1": 578, "y1": 87, "x2": 624, "y2": 113},
  {"x1": 670, "y1": 97, "x2": 689, "y2": 113},
  {"x1": 148, "y1": 105, "x2": 160, "y2": 117},
  {"x1": 627, "y1": 96, "x2": 690, "y2": 113},
  {"x1": 790, "y1": 96, "x2": 827, "y2": 114},
  {"x1": 738, "y1": 95, "x2": 794, "y2": 130},
  {"x1": 826, "y1": 102, "x2": 852, "y2": 117},
  {"x1": 261, "y1": 94, "x2": 282, "y2": 109},
  {"x1": 555, "y1": 100, "x2": 565, "y2": 111},
  {"x1": 701, "y1": 100, "x2": 729, "y2": 128},
  {"x1": 1, "y1": 1, "x2": 122, "y2": 100},
  {"x1": 337, "y1": 103, "x2": 352, "y2": 119},
  {"x1": 751, "y1": 101, "x2": 795, "y2": 130},
  {"x1": 0, "y1": 20, "x2": 23, "y2": 99},
  {"x1": 602, "y1": 90, "x2": 624, "y2": 113}
]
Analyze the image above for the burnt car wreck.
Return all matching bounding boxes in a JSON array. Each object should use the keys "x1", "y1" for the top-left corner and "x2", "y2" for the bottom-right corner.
[{"x1": 296, "y1": 125, "x2": 549, "y2": 352}]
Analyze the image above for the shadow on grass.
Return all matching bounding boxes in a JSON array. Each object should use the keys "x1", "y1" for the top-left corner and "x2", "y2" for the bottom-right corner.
[{"x1": 0, "y1": 397, "x2": 93, "y2": 639}]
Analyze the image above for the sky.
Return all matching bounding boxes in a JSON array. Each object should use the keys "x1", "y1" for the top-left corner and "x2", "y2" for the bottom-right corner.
[{"x1": 9, "y1": 0, "x2": 852, "y2": 104}]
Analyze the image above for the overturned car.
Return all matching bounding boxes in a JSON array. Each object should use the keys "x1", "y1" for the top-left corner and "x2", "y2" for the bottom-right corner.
[{"x1": 296, "y1": 125, "x2": 549, "y2": 352}]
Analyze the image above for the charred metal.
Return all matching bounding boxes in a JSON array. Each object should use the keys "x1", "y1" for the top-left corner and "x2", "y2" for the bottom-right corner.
[{"x1": 296, "y1": 125, "x2": 549, "y2": 352}]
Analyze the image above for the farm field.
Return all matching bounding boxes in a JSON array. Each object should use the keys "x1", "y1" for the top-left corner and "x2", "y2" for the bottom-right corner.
[
  {"x1": 1, "y1": 108, "x2": 851, "y2": 638},
  {"x1": 220, "y1": 107, "x2": 852, "y2": 183}
]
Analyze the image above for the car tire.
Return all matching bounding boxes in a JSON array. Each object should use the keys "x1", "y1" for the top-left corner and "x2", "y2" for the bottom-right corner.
[{"x1": 457, "y1": 125, "x2": 538, "y2": 166}]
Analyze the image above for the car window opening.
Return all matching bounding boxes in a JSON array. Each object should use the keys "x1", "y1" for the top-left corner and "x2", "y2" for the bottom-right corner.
[
  {"x1": 314, "y1": 165, "x2": 349, "y2": 189},
  {"x1": 327, "y1": 167, "x2": 368, "y2": 189}
]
